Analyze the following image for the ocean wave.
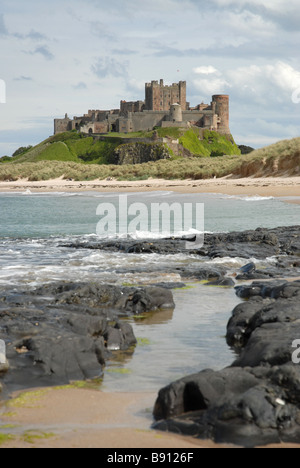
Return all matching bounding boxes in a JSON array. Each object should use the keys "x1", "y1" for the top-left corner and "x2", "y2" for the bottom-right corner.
[
  {"x1": 94, "y1": 228, "x2": 205, "y2": 241},
  {"x1": 221, "y1": 194, "x2": 274, "y2": 202},
  {"x1": 207, "y1": 255, "x2": 278, "y2": 268}
]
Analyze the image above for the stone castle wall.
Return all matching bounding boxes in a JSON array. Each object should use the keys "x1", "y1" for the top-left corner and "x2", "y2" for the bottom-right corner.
[{"x1": 54, "y1": 80, "x2": 230, "y2": 136}]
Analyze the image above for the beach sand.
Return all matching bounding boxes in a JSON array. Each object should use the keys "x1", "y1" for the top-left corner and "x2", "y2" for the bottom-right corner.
[
  {"x1": 1, "y1": 386, "x2": 298, "y2": 448},
  {"x1": 0, "y1": 386, "x2": 233, "y2": 449},
  {"x1": 0, "y1": 176, "x2": 299, "y2": 198}
]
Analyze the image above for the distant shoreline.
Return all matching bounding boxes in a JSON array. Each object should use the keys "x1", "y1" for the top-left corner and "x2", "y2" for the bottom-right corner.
[{"x1": 0, "y1": 176, "x2": 299, "y2": 199}]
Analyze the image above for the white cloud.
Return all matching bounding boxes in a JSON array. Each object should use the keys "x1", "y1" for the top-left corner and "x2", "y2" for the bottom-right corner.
[
  {"x1": 192, "y1": 61, "x2": 300, "y2": 108},
  {"x1": 269, "y1": 62, "x2": 300, "y2": 94},
  {"x1": 193, "y1": 66, "x2": 219, "y2": 75},
  {"x1": 193, "y1": 77, "x2": 231, "y2": 96},
  {"x1": 226, "y1": 62, "x2": 300, "y2": 103},
  {"x1": 0, "y1": 0, "x2": 300, "y2": 154}
]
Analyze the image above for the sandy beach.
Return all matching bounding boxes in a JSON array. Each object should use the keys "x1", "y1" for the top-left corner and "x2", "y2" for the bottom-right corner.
[
  {"x1": 0, "y1": 176, "x2": 299, "y2": 199},
  {"x1": 0, "y1": 386, "x2": 232, "y2": 449}
]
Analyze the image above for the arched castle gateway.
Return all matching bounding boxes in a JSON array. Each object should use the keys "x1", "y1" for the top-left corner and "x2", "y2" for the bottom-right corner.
[{"x1": 54, "y1": 80, "x2": 230, "y2": 136}]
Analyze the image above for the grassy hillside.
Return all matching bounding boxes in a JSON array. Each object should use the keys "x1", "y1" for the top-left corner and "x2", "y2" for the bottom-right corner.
[
  {"x1": 8, "y1": 132, "x2": 122, "y2": 165},
  {"x1": 0, "y1": 156, "x2": 242, "y2": 181},
  {"x1": 1, "y1": 128, "x2": 240, "y2": 166},
  {"x1": 0, "y1": 136, "x2": 299, "y2": 181},
  {"x1": 0, "y1": 129, "x2": 298, "y2": 181},
  {"x1": 178, "y1": 129, "x2": 240, "y2": 157},
  {"x1": 234, "y1": 137, "x2": 300, "y2": 177}
]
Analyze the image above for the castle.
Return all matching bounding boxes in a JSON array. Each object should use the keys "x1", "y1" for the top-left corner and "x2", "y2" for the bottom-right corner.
[{"x1": 54, "y1": 80, "x2": 230, "y2": 136}]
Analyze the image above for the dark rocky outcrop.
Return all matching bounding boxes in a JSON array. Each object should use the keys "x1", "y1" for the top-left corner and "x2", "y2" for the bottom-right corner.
[
  {"x1": 230, "y1": 281, "x2": 300, "y2": 368},
  {"x1": 113, "y1": 142, "x2": 171, "y2": 165},
  {"x1": 95, "y1": 226, "x2": 298, "y2": 260},
  {"x1": 62, "y1": 226, "x2": 300, "y2": 279},
  {"x1": 153, "y1": 281, "x2": 300, "y2": 447},
  {"x1": 153, "y1": 364, "x2": 300, "y2": 447},
  {"x1": 199, "y1": 226, "x2": 299, "y2": 260},
  {"x1": 0, "y1": 282, "x2": 174, "y2": 393}
]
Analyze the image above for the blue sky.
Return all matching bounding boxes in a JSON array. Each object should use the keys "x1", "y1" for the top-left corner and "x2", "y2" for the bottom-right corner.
[{"x1": 0, "y1": 0, "x2": 300, "y2": 155}]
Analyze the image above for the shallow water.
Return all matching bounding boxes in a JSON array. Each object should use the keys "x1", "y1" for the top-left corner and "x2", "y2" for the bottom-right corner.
[
  {"x1": 103, "y1": 283, "x2": 241, "y2": 392},
  {"x1": 0, "y1": 191, "x2": 299, "y2": 238}
]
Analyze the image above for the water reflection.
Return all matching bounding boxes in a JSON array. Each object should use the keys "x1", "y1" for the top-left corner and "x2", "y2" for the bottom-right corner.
[{"x1": 102, "y1": 283, "x2": 241, "y2": 392}]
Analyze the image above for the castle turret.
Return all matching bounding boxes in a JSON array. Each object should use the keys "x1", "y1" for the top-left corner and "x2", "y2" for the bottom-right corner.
[
  {"x1": 212, "y1": 95, "x2": 230, "y2": 135},
  {"x1": 54, "y1": 114, "x2": 72, "y2": 135},
  {"x1": 170, "y1": 103, "x2": 182, "y2": 122}
]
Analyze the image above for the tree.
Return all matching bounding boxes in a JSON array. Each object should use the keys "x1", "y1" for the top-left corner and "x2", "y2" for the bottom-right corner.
[{"x1": 12, "y1": 146, "x2": 33, "y2": 157}]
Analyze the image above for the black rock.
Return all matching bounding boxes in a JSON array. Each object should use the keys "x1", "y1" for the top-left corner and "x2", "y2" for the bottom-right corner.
[
  {"x1": 124, "y1": 287, "x2": 175, "y2": 314},
  {"x1": 153, "y1": 280, "x2": 300, "y2": 447},
  {"x1": 153, "y1": 363, "x2": 300, "y2": 447},
  {"x1": 62, "y1": 226, "x2": 300, "y2": 260},
  {"x1": 240, "y1": 262, "x2": 256, "y2": 275},
  {"x1": 0, "y1": 282, "x2": 174, "y2": 392}
]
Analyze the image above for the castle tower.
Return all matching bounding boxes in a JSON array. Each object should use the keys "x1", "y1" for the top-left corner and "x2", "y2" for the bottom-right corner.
[
  {"x1": 212, "y1": 95, "x2": 230, "y2": 134},
  {"x1": 170, "y1": 103, "x2": 183, "y2": 122},
  {"x1": 145, "y1": 80, "x2": 187, "y2": 111}
]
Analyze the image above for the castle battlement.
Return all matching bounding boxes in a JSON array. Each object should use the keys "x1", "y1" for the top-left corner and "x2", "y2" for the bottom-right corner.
[{"x1": 54, "y1": 80, "x2": 230, "y2": 136}]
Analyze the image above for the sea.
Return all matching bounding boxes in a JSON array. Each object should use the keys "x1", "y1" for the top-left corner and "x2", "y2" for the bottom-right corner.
[{"x1": 0, "y1": 191, "x2": 299, "y2": 392}]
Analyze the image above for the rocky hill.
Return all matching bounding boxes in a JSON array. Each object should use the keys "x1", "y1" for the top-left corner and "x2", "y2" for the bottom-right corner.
[{"x1": 0, "y1": 128, "x2": 241, "y2": 166}]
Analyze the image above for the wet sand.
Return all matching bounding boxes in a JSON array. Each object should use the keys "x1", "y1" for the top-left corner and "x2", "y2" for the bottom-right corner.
[
  {"x1": 0, "y1": 386, "x2": 233, "y2": 448},
  {"x1": 1, "y1": 386, "x2": 297, "y2": 448}
]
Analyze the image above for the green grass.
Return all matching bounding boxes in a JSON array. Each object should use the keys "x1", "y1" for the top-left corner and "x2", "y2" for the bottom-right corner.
[
  {"x1": 0, "y1": 433, "x2": 14, "y2": 446},
  {"x1": 2, "y1": 128, "x2": 240, "y2": 166},
  {"x1": 67, "y1": 138, "x2": 119, "y2": 164},
  {"x1": 155, "y1": 127, "x2": 182, "y2": 139},
  {"x1": 8, "y1": 133, "x2": 121, "y2": 166},
  {"x1": 0, "y1": 131, "x2": 299, "y2": 181},
  {"x1": 0, "y1": 156, "x2": 236, "y2": 181},
  {"x1": 35, "y1": 142, "x2": 81, "y2": 162},
  {"x1": 106, "y1": 367, "x2": 132, "y2": 375},
  {"x1": 179, "y1": 129, "x2": 240, "y2": 157},
  {"x1": 137, "y1": 337, "x2": 153, "y2": 346},
  {"x1": 6, "y1": 389, "x2": 50, "y2": 409},
  {"x1": 21, "y1": 431, "x2": 55, "y2": 445}
]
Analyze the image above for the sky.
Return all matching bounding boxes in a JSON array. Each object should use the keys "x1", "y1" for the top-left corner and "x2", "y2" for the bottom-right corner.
[{"x1": 0, "y1": 0, "x2": 300, "y2": 156}]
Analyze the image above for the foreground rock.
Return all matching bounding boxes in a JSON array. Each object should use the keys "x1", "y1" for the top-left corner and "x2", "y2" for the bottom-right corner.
[
  {"x1": 153, "y1": 281, "x2": 300, "y2": 447},
  {"x1": 230, "y1": 281, "x2": 300, "y2": 367},
  {"x1": 0, "y1": 283, "x2": 174, "y2": 393}
]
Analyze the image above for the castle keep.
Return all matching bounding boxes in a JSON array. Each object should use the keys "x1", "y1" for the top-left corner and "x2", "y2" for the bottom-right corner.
[{"x1": 54, "y1": 80, "x2": 230, "y2": 136}]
